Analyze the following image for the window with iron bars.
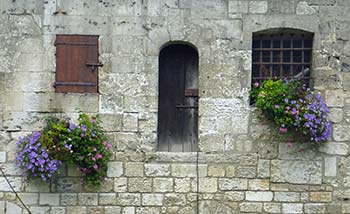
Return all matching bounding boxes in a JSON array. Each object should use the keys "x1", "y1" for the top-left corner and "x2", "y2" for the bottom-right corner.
[{"x1": 252, "y1": 29, "x2": 314, "y2": 87}]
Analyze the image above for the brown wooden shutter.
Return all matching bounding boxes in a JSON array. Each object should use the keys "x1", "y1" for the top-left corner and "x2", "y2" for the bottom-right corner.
[{"x1": 55, "y1": 35, "x2": 100, "y2": 93}]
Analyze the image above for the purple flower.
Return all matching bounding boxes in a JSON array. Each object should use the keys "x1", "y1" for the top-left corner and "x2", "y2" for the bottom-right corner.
[{"x1": 81, "y1": 124, "x2": 87, "y2": 132}]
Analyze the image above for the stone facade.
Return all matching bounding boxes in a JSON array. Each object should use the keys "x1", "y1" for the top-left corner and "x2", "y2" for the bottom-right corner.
[{"x1": 0, "y1": 0, "x2": 350, "y2": 213}]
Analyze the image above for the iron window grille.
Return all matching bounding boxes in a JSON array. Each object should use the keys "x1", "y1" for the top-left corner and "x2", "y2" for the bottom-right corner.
[{"x1": 252, "y1": 31, "x2": 314, "y2": 87}]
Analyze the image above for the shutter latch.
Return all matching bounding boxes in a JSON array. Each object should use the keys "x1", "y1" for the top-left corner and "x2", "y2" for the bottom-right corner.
[{"x1": 86, "y1": 62, "x2": 103, "y2": 71}]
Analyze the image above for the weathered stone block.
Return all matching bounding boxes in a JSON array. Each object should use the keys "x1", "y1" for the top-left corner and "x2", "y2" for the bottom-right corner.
[
  {"x1": 246, "y1": 191, "x2": 273, "y2": 201},
  {"x1": 274, "y1": 192, "x2": 300, "y2": 202},
  {"x1": 99, "y1": 114, "x2": 123, "y2": 132},
  {"x1": 61, "y1": 193, "x2": 77, "y2": 206},
  {"x1": 123, "y1": 113, "x2": 138, "y2": 132},
  {"x1": 144, "y1": 164, "x2": 170, "y2": 177},
  {"x1": 172, "y1": 164, "x2": 207, "y2": 177},
  {"x1": 142, "y1": 194, "x2": 163, "y2": 206},
  {"x1": 249, "y1": 1, "x2": 268, "y2": 14},
  {"x1": 333, "y1": 125, "x2": 350, "y2": 141},
  {"x1": 248, "y1": 179, "x2": 269, "y2": 191},
  {"x1": 153, "y1": 178, "x2": 173, "y2": 192},
  {"x1": 271, "y1": 160, "x2": 322, "y2": 184},
  {"x1": 17, "y1": 193, "x2": 38, "y2": 205},
  {"x1": 78, "y1": 193, "x2": 98, "y2": 206},
  {"x1": 224, "y1": 191, "x2": 244, "y2": 201},
  {"x1": 128, "y1": 178, "x2": 152, "y2": 193},
  {"x1": 319, "y1": 142, "x2": 348, "y2": 155},
  {"x1": 329, "y1": 108, "x2": 343, "y2": 123},
  {"x1": 263, "y1": 203, "x2": 281, "y2": 213},
  {"x1": 257, "y1": 159, "x2": 270, "y2": 178},
  {"x1": 208, "y1": 165, "x2": 225, "y2": 177},
  {"x1": 125, "y1": 162, "x2": 144, "y2": 177},
  {"x1": 55, "y1": 178, "x2": 83, "y2": 192},
  {"x1": 198, "y1": 178, "x2": 218, "y2": 193},
  {"x1": 190, "y1": 0, "x2": 228, "y2": 19},
  {"x1": 304, "y1": 203, "x2": 326, "y2": 213},
  {"x1": 324, "y1": 157, "x2": 337, "y2": 177},
  {"x1": 269, "y1": 0, "x2": 296, "y2": 14},
  {"x1": 5, "y1": 202, "x2": 22, "y2": 214},
  {"x1": 326, "y1": 89, "x2": 344, "y2": 107},
  {"x1": 296, "y1": 1, "x2": 318, "y2": 14},
  {"x1": 310, "y1": 192, "x2": 332, "y2": 202},
  {"x1": 107, "y1": 162, "x2": 123, "y2": 177},
  {"x1": 218, "y1": 178, "x2": 247, "y2": 190},
  {"x1": 39, "y1": 193, "x2": 60, "y2": 206},
  {"x1": 114, "y1": 178, "x2": 127, "y2": 192},
  {"x1": 164, "y1": 193, "x2": 187, "y2": 206},
  {"x1": 239, "y1": 202, "x2": 263, "y2": 212},
  {"x1": 99, "y1": 193, "x2": 117, "y2": 205},
  {"x1": 174, "y1": 178, "x2": 191, "y2": 193},
  {"x1": 229, "y1": 1, "x2": 248, "y2": 13},
  {"x1": 66, "y1": 206, "x2": 87, "y2": 214},
  {"x1": 104, "y1": 206, "x2": 122, "y2": 214},
  {"x1": 282, "y1": 203, "x2": 303, "y2": 213},
  {"x1": 117, "y1": 193, "x2": 141, "y2": 206},
  {"x1": 309, "y1": 0, "x2": 335, "y2": 5},
  {"x1": 0, "y1": 177, "x2": 21, "y2": 191},
  {"x1": 236, "y1": 166, "x2": 256, "y2": 178}
]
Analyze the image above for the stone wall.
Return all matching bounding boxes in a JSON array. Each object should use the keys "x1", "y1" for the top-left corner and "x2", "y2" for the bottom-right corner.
[{"x1": 0, "y1": 0, "x2": 350, "y2": 213}]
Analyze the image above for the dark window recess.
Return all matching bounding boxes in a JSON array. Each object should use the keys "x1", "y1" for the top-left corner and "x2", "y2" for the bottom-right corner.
[
  {"x1": 55, "y1": 35, "x2": 101, "y2": 93},
  {"x1": 252, "y1": 29, "x2": 314, "y2": 87},
  {"x1": 157, "y1": 44, "x2": 199, "y2": 152}
]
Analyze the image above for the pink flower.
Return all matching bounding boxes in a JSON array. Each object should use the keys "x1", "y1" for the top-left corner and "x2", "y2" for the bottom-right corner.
[
  {"x1": 93, "y1": 164, "x2": 98, "y2": 170},
  {"x1": 274, "y1": 105, "x2": 280, "y2": 109},
  {"x1": 96, "y1": 154, "x2": 102, "y2": 159},
  {"x1": 254, "y1": 82, "x2": 259, "y2": 87},
  {"x1": 91, "y1": 119, "x2": 96, "y2": 123},
  {"x1": 106, "y1": 144, "x2": 112, "y2": 149},
  {"x1": 93, "y1": 148, "x2": 97, "y2": 152},
  {"x1": 285, "y1": 106, "x2": 291, "y2": 110},
  {"x1": 286, "y1": 141, "x2": 293, "y2": 148},
  {"x1": 279, "y1": 127, "x2": 288, "y2": 134},
  {"x1": 291, "y1": 110, "x2": 299, "y2": 115},
  {"x1": 92, "y1": 157, "x2": 96, "y2": 161},
  {"x1": 102, "y1": 141, "x2": 107, "y2": 146},
  {"x1": 80, "y1": 133, "x2": 85, "y2": 138}
]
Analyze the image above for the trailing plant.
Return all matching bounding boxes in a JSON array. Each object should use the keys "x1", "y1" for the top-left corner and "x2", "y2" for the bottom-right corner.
[
  {"x1": 250, "y1": 79, "x2": 332, "y2": 143},
  {"x1": 15, "y1": 113, "x2": 112, "y2": 186}
]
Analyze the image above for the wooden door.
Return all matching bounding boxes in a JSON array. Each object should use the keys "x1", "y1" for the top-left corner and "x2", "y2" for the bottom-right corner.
[{"x1": 157, "y1": 44, "x2": 199, "y2": 152}]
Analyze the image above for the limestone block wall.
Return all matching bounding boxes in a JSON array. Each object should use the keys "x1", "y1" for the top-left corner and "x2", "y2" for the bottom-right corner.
[{"x1": 0, "y1": 0, "x2": 350, "y2": 213}]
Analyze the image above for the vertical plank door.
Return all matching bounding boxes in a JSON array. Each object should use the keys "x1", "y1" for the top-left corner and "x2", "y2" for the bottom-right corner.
[{"x1": 157, "y1": 44, "x2": 198, "y2": 152}]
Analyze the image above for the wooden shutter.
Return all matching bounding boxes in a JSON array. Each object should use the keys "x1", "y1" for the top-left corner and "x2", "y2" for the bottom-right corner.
[
  {"x1": 157, "y1": 44, "x2": 199, "y2": 152},
  {"x1": 55, "y1": 35, "x2": 100, "y2": 93}
]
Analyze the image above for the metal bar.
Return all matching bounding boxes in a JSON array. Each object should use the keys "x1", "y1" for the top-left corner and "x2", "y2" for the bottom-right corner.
[
  {"x1": 259, "y1": 47, "x2": 313, "y2": 51},
  {"x1": 54, "y1": 82, "x2": 97, "y2": 87},
  {"x1": 176, "y1": 105, "x2": 198, "y2": 109},
  {"x1": 86, "y1": 62, "x2": 103, "y2": 67},
  {"x1": 184, "y1": 89, "x2": 199, "y2": 97},
  {"x1": 253, "y1": 62, "x2": 311, "y2": 65}
]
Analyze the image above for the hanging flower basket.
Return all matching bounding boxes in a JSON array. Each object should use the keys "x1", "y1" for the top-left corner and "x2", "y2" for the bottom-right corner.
[
  {"x1": 16, "y1": 113, "x2": 112, "y2": 186},
  {"x1": 250, "y1": 79, "x2": 332, "y2": 143}
]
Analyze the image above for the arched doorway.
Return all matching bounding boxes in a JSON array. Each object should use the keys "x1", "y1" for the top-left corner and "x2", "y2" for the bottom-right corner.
[{"x1": 157, "y1": 43, "x2": 199, "y2": 152}]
